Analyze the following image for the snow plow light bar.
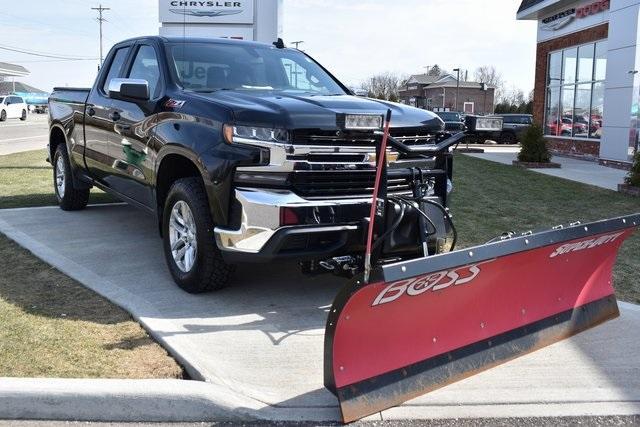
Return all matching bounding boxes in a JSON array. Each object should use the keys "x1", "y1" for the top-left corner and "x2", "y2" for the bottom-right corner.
[{"x1": 324, "y1": 213, "x2": 639, "y2": 422}]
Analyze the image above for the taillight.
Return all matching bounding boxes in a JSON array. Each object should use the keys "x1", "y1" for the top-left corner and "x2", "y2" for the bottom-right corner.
[{"x1": 280, "y1": 207, "x2": 300, "y2": 226}]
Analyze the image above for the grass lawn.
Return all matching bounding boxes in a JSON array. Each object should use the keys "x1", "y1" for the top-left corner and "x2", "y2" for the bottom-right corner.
[
  {"x1": 451, "y1": 154, "x2": 640, "y2": 304},
  {"x1": 0, "y1": 149, "x2": 115, "y2": 209},
  {"x1": 0, "y1": 150, "x2": 181, "y2": 378}
]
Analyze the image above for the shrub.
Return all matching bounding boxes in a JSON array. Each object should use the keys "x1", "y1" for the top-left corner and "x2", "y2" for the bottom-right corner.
[
  {"x1": 518, "y1": 124, "x2": 551, "y2": 163},
  {"x1": 625, "y1": 151, "x2": 640, "y2": 187}
]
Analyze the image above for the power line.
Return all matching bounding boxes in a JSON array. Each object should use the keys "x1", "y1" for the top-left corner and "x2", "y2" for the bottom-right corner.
[
  {"x1": 0, "y1": 44, "x2": 97, "y2": 60},
  {"x1": 4, "y1": 58, "x2": 98, "y2": 63},
  {"x1": 92, "y1": 4, "x2": 110, "y2": 66}
]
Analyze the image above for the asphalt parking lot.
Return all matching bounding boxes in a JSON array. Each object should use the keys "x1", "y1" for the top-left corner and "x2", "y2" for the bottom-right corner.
[
  {"x1": 0, "y1": 204, "x2": 639, "y2": 422},
  {"x1": 0, "y1": 113, "x2": 48, "y2": 155}
]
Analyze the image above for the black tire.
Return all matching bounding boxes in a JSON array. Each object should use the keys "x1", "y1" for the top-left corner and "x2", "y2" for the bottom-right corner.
[
  {"x1": 500, "y1": 132, "x2": 517, "y2": 144},
  {"x1": 162, "y1": 177, "x2": 233, "y2": 293},
  {"x1": 0, "y1": 110, "x2": 6, "y2": 121},
  {"x1": 53, "y1": 145, "x2": 90, "y2": 211},
  {"x1": 20, "y1": 110, "x2": 27, "y2": 121}
]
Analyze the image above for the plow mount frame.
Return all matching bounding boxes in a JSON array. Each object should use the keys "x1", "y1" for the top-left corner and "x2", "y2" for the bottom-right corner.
[{"x1": 324, "y1": 213, "x2": 639, "y2": 422}]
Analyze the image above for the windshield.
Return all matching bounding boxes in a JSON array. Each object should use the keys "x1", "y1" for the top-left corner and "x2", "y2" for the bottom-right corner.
[
  {"x1": 167, "y1": 42, "x2": 346, "y2": 96},
  {"x1": 436, "y1": 112, "x2": 461, "y2": 121}
]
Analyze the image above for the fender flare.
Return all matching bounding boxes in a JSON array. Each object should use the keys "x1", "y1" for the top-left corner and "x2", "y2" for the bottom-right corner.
[
  {"x1": 154, "y1": 144, "x2": 228, "y2": 226},
  {"x1": 49, "y1": 122, "x2": 90, "y2": 189}
]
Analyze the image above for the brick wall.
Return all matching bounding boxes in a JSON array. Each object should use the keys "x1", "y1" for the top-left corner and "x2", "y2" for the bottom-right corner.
[
  {"x1": 533, "y1": 23, "x2": 608, "y2": 157},
  {"x1": 546, "y1": 138, "x2": 600, "y2": 159},
  {"x1": 424, "y1": 87, "x2": 495, "y2": 114}
]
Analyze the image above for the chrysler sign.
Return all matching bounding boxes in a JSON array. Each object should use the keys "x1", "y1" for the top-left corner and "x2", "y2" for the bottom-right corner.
[
  {"x1": 159, "y1": 0, "x2": 254, "y2": 24},
  {"x1": 540, "y1": 0, "x2": 609, "y2": 31}
]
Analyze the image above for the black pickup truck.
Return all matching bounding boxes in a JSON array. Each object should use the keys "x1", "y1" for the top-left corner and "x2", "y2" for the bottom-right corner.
[{"x1": 48, "y1": 36, "x2": 478, "y2": 293}]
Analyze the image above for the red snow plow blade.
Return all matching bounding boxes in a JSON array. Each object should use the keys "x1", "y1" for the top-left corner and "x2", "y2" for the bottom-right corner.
[{"x1": 324, "y1": 214, "x2": 639, "y2": 422}]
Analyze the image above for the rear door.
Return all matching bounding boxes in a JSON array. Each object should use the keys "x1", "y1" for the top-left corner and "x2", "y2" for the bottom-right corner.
[
  {"x1": 106, "y1": 42, "x2": 163, "y2": 208},
  {"x1": 84, "y1": 44, "x2": 133, "y2": 182}
]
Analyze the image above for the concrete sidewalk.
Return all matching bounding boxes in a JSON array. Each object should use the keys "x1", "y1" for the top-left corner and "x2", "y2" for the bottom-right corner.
[
  {"x1": 465, "y1": 151, "x2": 627, "y2": 191},
  {"x1": 0, "y1": 204, "x2": 639, "y2": 422}
]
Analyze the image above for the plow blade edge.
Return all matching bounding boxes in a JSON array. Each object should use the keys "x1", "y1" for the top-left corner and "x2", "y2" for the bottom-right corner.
[{"x1": 324, "y1": 214, "x2": 639, "y2": 422}]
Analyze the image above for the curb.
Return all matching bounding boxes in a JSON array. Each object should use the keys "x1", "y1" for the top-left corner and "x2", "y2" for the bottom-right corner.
[
  {"x1": 0, "y1": 378, "x2": 256, "y2": 422},
  {"x1": 0, "y1": 378, "x2": 343, "y2": 422}
]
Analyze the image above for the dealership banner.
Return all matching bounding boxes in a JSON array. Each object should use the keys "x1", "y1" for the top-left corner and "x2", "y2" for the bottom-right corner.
[{"x1": 159, "y1": 0, "x2": 254, "y2": 24}]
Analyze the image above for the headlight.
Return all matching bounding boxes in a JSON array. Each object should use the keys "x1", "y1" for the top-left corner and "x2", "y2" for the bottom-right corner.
[
  {"x1": 223, "y1": 124, "x2": 289, "y2": 145},
  {"x1": 464, "y1": 115, "x2": 503, "y2": 132}
]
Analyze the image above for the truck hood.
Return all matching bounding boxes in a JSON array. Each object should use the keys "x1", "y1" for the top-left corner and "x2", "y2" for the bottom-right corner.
[{"x1": 193, "y1": 90, "x2": 444, "y2": 131}]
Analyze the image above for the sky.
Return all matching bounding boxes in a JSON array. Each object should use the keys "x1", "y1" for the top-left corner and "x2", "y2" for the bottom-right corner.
[{"x1": 0, "y1": 0, "x2": 537, "y2": 94}]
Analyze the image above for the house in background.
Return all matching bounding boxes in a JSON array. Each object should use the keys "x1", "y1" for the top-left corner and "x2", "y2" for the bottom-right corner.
[{"x1": 398, "y1": 73, "x2": 495, "y2": 114}]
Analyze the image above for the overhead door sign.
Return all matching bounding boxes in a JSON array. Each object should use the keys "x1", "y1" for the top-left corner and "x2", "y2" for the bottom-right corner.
[
  {"x1": 541, "y1": 0, "x2": 609, "y2": 31},
  {"x1": 159, "y1": 0, "x2": 254, "y2": 24}
]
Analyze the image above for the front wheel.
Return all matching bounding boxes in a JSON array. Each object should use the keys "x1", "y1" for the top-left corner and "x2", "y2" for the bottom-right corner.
[
  {"x1": 0, "y1": 110, "x2": 6, "y2": 121},
  {"x1": 53, "y1": 145, "x2": 90, "y2": 210},
  {"x1": 20, "y1": 110, "x2": 27, "y2": 121},
  {"x1": 162, "y1": 177, "x2": 234, "y2": 293}
]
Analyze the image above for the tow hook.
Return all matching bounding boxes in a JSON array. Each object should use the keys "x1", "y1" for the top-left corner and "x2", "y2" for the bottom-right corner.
[{"x1": 318, "y1": 256, "x2": 360, "y2": 277}]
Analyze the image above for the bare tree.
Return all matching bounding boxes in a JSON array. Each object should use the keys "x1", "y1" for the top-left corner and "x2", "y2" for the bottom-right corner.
[
  {"x1": 362, "y1": 72, "x2": 404, "y2": 102},
  {"x1": 474, "y1": 65, "x2": 505, "y2": 101}
]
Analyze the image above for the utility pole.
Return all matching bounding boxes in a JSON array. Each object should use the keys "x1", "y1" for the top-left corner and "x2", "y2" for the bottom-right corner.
[
  {"x1": 92, "y1": 4, "x2": 110, "y2": 67},
  {"x1": 291, "y1": 40, "x2": 304, "y2": 49},
  {"x1": 453, "y1": 68, "x2": 461, "y2": 112}
]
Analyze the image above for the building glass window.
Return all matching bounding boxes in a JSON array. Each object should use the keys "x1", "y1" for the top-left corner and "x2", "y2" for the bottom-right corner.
[{"x1": 545, "y1": 40, "x2": 606, "y2": 140}]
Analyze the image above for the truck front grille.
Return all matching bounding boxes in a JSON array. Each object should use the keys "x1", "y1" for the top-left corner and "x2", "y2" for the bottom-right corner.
[
  {"x1": 289, "y1": 170, "x2": 413, "y2": 199},
  {"x1": 291, "y1": 127, "x2": 438, "y2": 147}
]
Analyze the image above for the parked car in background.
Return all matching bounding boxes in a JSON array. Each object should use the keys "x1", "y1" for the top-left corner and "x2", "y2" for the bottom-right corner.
[
  {"x1": 497, "y1": 113, "x2": 532, "y2": 143},
  {"x1": 434, "y1": 111, "x2": 465, "y2": 133},
  {"x1": 547, "y1": 117, "x2": 587, "y2": 137},
  {"x1": 0, "y1": 95, "x2": 27, "y2": 121}
]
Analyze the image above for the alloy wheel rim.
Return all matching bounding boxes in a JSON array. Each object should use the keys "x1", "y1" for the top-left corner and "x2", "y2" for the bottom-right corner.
[
  {"x1": 55, "y1": 156, "x2": 65, "y2": 198},
  {"x1": 169, "y1": 200, "x2": 198, "y2": 273}
]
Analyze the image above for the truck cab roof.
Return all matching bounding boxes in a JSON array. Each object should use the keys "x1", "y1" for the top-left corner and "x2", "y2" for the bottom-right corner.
[{"x1": 115, "y1": 35, "x2": 280, "y2": 50}]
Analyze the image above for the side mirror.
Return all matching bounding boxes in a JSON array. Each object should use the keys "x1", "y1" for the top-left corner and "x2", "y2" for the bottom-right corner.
[{"x1": 108, "y1": 78, "x2": 150, "y2": 101}]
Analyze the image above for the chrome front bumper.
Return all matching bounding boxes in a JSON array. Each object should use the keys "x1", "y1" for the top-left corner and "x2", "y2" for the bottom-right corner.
[{"x1": 214, "y1": 188, "x2": 369, "y2": 254}]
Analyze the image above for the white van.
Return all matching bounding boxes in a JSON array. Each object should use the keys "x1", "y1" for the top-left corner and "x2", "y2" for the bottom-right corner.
[{"x1": 0, "y1": 95, "x2": 28, "y2": 121}]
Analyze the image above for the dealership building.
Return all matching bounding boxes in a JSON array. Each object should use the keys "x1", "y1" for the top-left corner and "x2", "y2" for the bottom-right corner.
[
  {"x1": 517, "y1": 0, "x2": 640, "y2": 167},
  {"x1": 158, "y1": 0, "x2": 282, "y2": 43}
]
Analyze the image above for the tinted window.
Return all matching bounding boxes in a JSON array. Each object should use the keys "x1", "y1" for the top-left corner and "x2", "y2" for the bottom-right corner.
[
  {"x1": 168, "y1": 42, "x2": 346, "y2": 96},
  {"x1": 13, "y1": 96, "x2": 24, "y2": 103},
  {"x1": 128, "y1": 45, "x2": 161, "y2": 99},
  {"x1": 436, "y1": 112, "x2": 461, "y2": 121},
  {"x1": 102, "y1": 47, "x2": 130, "y2": 94},
  {"x1": 0, "y1": 97, "x2": 4, "y2": 104}
]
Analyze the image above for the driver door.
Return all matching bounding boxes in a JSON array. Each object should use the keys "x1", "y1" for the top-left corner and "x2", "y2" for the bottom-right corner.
[{"x1": 106, "y1": 43, "x2": 162, "y2": 208}]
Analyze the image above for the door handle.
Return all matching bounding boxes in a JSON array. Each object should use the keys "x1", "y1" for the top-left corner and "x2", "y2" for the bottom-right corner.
[
  {"x1": 115, "y1": 123, "x2": 131, "y2": 134},
  {"x1": 109, "y1": 111, "x2": 121, "y2": 121},
  {"x1": 87, "y1": 107, "x2": 95, "y2": 117}
]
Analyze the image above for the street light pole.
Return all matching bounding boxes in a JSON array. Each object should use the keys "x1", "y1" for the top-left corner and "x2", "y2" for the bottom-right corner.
[{"x1": 453, "y1": 68, "x2": 460, "y2": 112}]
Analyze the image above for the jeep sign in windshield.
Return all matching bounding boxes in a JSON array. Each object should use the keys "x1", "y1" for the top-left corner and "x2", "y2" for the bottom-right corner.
[{"x1": 168, "y1": 42, "x2": 346, "y2": 95}]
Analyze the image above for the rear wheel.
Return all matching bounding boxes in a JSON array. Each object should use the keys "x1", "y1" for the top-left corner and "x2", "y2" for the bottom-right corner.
[
  {"x1": 53, "y1": 145, "x2": 90, "y2": 211},
  {"x1": 0, "y1": 110, "x2": 6, "y2": 121},
  {"x1": 500, "y1": 132, "x2": 517, "y2": 144},
  {"x1": 162, "y1": 177, "x2": 233, "y2": 293},
  {"x1": 20, "y1": 110, "x2": 27, "y2": 121}
]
